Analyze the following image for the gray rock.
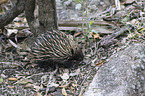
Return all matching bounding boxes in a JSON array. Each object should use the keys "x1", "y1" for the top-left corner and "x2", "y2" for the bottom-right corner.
[{"x1": 84, "y1": 43, "x2": 145, "y2": 96}]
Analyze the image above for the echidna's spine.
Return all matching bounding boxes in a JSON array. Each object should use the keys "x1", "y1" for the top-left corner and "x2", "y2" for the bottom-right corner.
[{"x1": 31, "y1": 30, "x2": 83, "y2": 63}]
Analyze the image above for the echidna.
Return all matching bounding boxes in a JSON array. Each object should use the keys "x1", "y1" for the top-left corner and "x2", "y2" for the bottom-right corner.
[{"x1": 30, "y1": 30, "x2": 83, "y2": 64}]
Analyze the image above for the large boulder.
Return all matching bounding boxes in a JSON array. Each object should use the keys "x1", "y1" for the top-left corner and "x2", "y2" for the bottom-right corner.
[{"x1": 84, "y1": 43, "x2": 145, "y2": 96}]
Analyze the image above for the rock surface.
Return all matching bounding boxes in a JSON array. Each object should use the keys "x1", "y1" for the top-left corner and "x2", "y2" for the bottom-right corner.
[{"x1": 84, "y1": 43, "x2": 145, "y2": 96}]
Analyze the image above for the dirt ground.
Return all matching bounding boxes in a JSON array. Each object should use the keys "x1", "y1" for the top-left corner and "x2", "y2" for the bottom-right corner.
[{"x1": 0, "y1": 0, "x2": 145, "y2": 95}]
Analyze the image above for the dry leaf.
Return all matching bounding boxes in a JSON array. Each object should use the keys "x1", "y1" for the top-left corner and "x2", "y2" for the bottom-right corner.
[
  {"x1": 72, "y1": 83, "x2": 76, "y2": 87},
  {"x1": 59, "y1": 83, "x2": 70, "y2": 88},
  {"x1": 94, "y1": 33, "x2": 102, "y2": 39},
  {"x1": 1, "y1": 74, "x2": 7, "y2": 78},
  {"x1": 24, "y1": 83, "x2": 34, "y2": 88},
  {"x1": 7, "y1": 29, "x2": 18, "y2": 37},
  {"x1": 95, "y1": 60, "x2": 106, "y2": 66},
  {"x1": 8, "y1": 86, "x2": 15, "y2": 89},
  {"x1": 62, "y1": 87, "x2": 67, "y2": 96},
  {"x1": 8, "y1": 78, "x2": 17, "y2": 81},
  {"x1": 74, "y1": 32, "x2": 82, "y2": 37}
]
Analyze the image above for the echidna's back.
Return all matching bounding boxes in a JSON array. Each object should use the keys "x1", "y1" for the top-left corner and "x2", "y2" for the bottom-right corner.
[{"x1": 30, "y1": 30, "x2": 83, "y2": 64}]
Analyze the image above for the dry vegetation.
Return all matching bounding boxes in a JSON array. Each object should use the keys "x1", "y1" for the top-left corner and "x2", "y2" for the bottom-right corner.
[{"x1": 0, "y1": 0, "x2": 144, "y2": 95}]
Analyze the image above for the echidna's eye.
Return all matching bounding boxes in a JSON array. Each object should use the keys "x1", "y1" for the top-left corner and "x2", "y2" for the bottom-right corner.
[{"x1": 71, "y1": 49, "x2": 74, "y2": 55}]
